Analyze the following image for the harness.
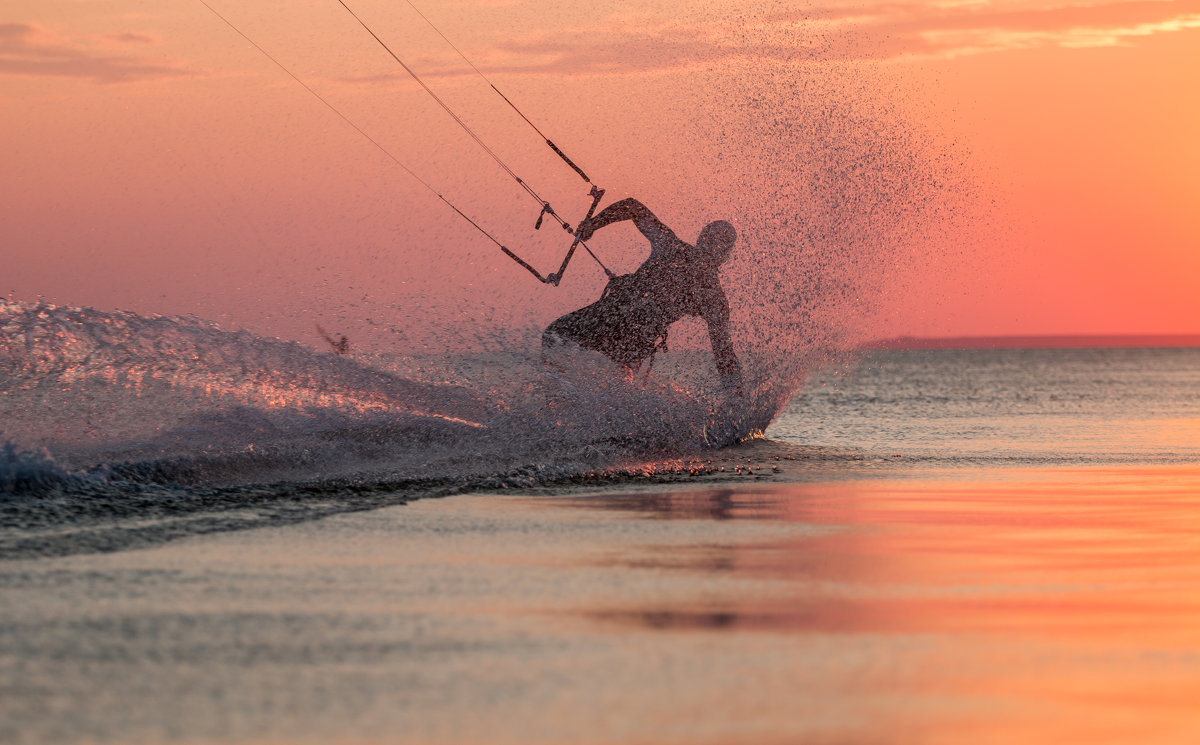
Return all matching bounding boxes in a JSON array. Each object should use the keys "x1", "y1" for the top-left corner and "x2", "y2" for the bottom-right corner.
[{"x1": 597, "y1": 274, "x2": 673, "y2": 375}]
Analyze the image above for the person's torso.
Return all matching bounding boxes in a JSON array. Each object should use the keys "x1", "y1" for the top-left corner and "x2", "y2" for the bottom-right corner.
[
  {"x1": 583, "y1": 241, "x2": 727, "y2": 363},
  {"x1": 625, "y1": 249, "x2": 724, "y2": 325}
]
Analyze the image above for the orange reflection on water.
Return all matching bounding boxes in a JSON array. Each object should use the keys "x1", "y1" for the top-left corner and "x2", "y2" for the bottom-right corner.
[{"x1": 539, "y1": 467, "x2": 1200, "y2": 743}]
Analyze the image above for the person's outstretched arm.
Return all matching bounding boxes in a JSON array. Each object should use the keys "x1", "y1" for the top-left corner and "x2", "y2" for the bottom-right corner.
[
  {"x1": 702, "y1": 290, "x2": 745, "y2": 395},
  {"x1": 576, "y1": 198, "x2": 677, "y2": 247},
  {"x1": 709, "y1": 322, "x2": 744, "y2": 395}
]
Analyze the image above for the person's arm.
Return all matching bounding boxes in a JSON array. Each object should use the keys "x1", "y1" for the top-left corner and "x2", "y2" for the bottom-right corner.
[
  {"x1": 576, "y1": 198, "x2": 677, "y2": 246},
  {"x1": 702, "y1": 290, "x2": 745, "y2": 395}
]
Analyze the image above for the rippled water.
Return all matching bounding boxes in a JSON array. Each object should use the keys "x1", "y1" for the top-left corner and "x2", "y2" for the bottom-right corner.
[
  {"x1": 4, "y1": 469, "x2": 1198, "y2": 745},
  {"x1": 772, "y1": 346, "x2": 1200, "y2": 466},
  {"x1": 3, "y1": 301, "x2": 1199, "y2": 744},
  {"x1": 3, "y1": 299, "x2": 1198, "y2": 559}
]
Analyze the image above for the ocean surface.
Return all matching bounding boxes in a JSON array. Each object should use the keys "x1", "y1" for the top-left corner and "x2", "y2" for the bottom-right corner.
[
  {"x1": 2, "y1": 301, "x2": 1198, "y2": 557},
  {"x1": 3, "y1": 301, "x2": 1200, "y2": 744},
  {"x1": 778, "y1": 345, "x2": 1200, "y2": 467}
]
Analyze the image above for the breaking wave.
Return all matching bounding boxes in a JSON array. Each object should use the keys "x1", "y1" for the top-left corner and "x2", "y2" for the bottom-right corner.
[{"x1": 0, "y1": 300, "x2": 808, "y2": 557}]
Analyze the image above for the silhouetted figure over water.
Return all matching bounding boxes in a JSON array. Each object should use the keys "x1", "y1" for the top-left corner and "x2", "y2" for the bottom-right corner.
[
  {"x1": 316, "y1": 324, "x2": 350, "y2": 356},
  {"x1": 542, "y1": 199, "x2": 743, "y2": 393}
]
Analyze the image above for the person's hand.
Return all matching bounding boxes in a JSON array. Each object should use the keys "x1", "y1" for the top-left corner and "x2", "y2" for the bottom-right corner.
[{"x1": 576, "y1": 217, "x2": 595, "y2": 243}]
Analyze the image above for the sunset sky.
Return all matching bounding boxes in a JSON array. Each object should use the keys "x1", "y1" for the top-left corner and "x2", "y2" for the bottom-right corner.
[{"x1": 3, "y1": 0, "x2": 1198, "y2": 349}]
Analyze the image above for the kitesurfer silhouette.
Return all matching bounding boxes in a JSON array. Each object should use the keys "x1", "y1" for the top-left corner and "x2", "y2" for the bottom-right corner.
[
  {"x1": 316, "y1": 324, "x2": 350, "y2": 356},
  {"x1": 542, "y1": 198, "x2": 744, "y2": 394}
]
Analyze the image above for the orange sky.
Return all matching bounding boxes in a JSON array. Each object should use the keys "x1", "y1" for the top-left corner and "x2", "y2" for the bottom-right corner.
[{"x1": 2, "y1": 0, "x2": 1198, "y2": 349}]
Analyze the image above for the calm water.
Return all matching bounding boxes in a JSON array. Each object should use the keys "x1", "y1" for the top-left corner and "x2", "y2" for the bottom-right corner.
[
  {"x1": 772, "y1": 347, "x2": 1200, "y2": 467},
  {"x1": 3, "y1": 471, "x2": 1199, "y2": 745}
]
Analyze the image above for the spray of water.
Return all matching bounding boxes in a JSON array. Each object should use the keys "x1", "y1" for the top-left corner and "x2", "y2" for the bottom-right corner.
[
  {"x1": 1, "y1": 48, "x2": 975, "y2": 558},
  {"x1": 0, "y1": 298, "x2": 770, "y2": 490}
]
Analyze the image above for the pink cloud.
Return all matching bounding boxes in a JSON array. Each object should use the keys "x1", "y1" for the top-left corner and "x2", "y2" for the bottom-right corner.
[
  {"x1": 0, "y1": 23, "x2": 191, "y2": 83},
  {"x1": 810, "y1": 0, "x2": 1200, "y2": 59},
  {"x1": 362, "y1": 0, "x2": 1200, "y2": 78}
]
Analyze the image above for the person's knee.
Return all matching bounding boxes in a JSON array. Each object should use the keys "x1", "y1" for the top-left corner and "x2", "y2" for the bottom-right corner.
[
  {"x1": 541, "y1": 322, "x2": 574, "y2": 370},
  {"x1": 542, "y1": 324, "x2": 565, "y2": 350}
]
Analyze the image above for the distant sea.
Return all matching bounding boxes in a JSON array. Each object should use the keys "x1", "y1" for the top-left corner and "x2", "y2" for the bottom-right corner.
[
  {"x1": 865, "y1": 333, "x2": 1200, "y2": 350},
  {"x1": 772, "y1": 345, "x2": 1200, "y2": 468}
]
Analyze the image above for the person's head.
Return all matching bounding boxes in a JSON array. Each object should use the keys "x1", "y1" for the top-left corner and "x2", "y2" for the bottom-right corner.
[{"x1": 695, "y1": 220, "x2": 737, "y2": 268}]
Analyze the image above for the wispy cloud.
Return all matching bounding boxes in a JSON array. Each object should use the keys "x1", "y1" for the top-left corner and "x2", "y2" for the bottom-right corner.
[
  {"x1": 104, "y1": 31, "x2": 156, "y2": 45},
  {"x1": 379, "y1": 0, "x2": 1200, "y2": 78},
  {"x1": 823, "y1": 0, "x2": 1200, "y2": 59},
  {"x1": 0, "y1": 23, "x2": 192, "y2": 83}
]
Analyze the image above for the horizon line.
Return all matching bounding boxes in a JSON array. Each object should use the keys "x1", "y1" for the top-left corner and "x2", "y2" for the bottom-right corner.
[{"x1": 864, "y1": 333, "x2": 1200, "y2": 350}]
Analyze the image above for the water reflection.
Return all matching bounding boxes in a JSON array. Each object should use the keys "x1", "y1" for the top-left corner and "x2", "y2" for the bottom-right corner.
[
  {"x1": 587, "y1": 602, "x2": 871, "y2": 633},
  {"x1": 540, "y1": 470, "x2": 1200, "y2": 642},
  {"x1": 524, "y1": 469, "x2": 1200, "y2": 741},
  {"x1": 550, "y1": 489, "x2": 769, "y2": 521}
]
